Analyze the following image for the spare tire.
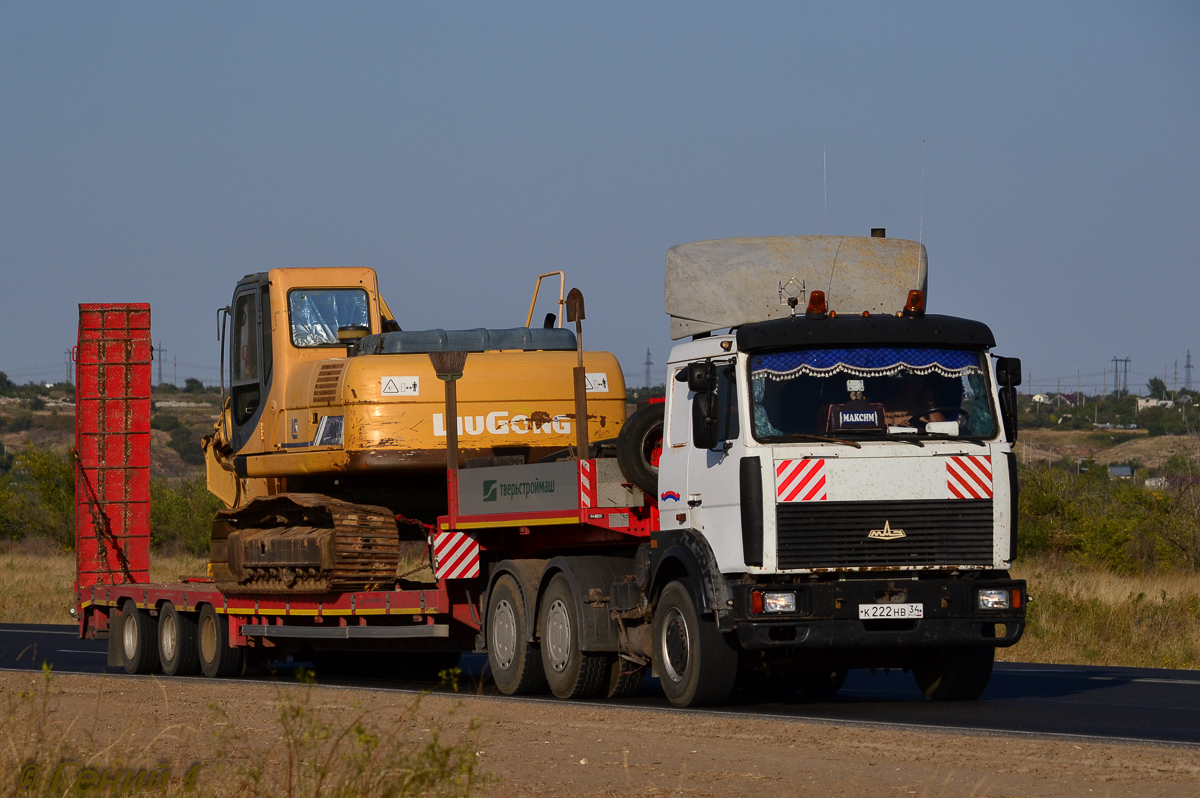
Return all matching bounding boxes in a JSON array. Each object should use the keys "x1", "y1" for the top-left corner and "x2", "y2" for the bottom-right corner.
[{"x1": 617, "y1": 403, "x2": 665, "y2": 496}]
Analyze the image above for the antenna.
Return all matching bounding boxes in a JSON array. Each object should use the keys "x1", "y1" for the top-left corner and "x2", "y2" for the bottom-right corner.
[
  {"x1": 643, "y1": 348, "x2": 654, "y2": 389},
  {"x1": 823, "y1": 146, "x2": 828, "y2": 234},
  {"x1": 1187, "y1": 350, "x2": 1195, "y2": 391},
  {"x1": 919, "y1": 139, "x2": 926, "y2": 243}
]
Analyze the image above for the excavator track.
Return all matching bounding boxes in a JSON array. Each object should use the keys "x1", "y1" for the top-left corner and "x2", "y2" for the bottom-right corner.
[{"x1": 209, "y1": 493, "x2": 401, "y2": 594}]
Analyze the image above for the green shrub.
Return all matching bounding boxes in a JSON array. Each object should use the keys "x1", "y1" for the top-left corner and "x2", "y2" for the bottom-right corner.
[
  {"x1": 7, "y1": 415, "x2": 32, "y2": 432},
  {"x1": 150, "y1": 475, "x2": 222, "y2": 555},
  {"x1": 1019, "y1": 465, "x2": 1200, "y2": 571},
  {"x1": 151, "y1": 413, "x2": 206, "y2": 466},
  {"x1": 0, "y1": 445, "x2": 74, "y2": 548}
]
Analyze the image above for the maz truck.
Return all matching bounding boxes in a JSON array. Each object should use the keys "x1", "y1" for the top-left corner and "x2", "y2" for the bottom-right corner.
[{"x1": 74, "y1": 230, "x2": 1025, "y2": 708}]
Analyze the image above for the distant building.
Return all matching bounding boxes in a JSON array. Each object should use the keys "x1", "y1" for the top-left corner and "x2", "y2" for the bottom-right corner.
[
  {"x1": 1107, "y1": 464, "x2": 1134, "y2": 480},
  {"x1": 1137, "y1": 397, "x2": 1175, "y2": 411}
]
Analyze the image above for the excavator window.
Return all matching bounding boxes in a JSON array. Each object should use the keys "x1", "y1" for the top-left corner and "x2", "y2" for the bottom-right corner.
[
  {"x1": 231, "y1": 292, "x2": 261, "y2": 427},
  {"x1": 288, "y1": 289, "x2": 370, "y2": 347},
  {"x1": 232, "y1": 293, "x2": 258, "y2": 383}
]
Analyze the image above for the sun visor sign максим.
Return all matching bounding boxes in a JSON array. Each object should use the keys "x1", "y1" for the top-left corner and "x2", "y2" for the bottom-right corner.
[{"x1": 456, "y1": 461, "x2": 580, "y2": 516}]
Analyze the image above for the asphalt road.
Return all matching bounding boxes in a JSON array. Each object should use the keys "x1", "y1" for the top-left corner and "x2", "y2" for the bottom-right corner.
[{"x1": 4, "y1": 623, "x2": 1198, "y2": 747}]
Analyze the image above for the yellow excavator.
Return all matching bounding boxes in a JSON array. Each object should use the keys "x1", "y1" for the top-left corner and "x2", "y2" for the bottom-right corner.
[{"x1": 202, "y1": 267, "x2": 626, "y2": 593}]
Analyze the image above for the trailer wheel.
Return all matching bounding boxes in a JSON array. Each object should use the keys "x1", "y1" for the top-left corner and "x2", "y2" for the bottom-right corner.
[
  {"x1": 539, "y1": 574, "x2": 608, "y2": 699},
  {"x1": 486, "y1": 575, "x2": 545, "y2": 695},
  {"x1": 119, "y1": 599, "x2": 161, "y2": 675},
  {"x1": 198, "y1": 604, "x2": 244, "y2": 678},
  {"x1": 605, "y1": 657, "x2": 645, "y2": 699},
  {"x1": 158, "y1": 602, "x2": 200, "y2": 677},
  {"x1": 653, "y1": 579, "x2": 738, "y2": 707},
  {"x1": 913, "y1": 646, "x2": 994, "y2": 701},
  {"x1": 616, "y1": 404, "x2": 664, "y2": 496}
]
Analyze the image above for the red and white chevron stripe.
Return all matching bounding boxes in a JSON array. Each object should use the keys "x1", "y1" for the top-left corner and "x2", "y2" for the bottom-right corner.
[
  {"x1": 578, "y1": 459, "x2": 597, "y2": 509},
  {"x1": 946, "y1": 455, "x2": 993, "y2": 499},
  {"x1": 432, "y1": 531, "x2": 480, "y2": 580},
  {"x1": 775, "y1": 459, "x2": 828, "y2": 502}
]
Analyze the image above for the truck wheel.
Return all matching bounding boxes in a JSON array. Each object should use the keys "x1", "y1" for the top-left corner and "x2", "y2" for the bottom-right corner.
[
  {"x1": 119, "y1": 599, "x2": 161, "y2": 675},
  {"x1": 487, "y1": 575, "x2": 545, "y2": 695},
  {"x1": 617, "y1": 404, "x2": 664, "y2": 496},
  {"x1": 913, "y1": 646, "x2": 994, "y2": 701},
  {"x1": 796, "y1": 667, "x2": 848, "y2": 700},
  {"x1": 158, "y1": 602, "x2": 200, "y2": 676},
  {"x1": 539, "y1": 574, "x2": 608, "y2": 699},
  {"x1": 606, "y1": 657, "x2": 645, "y2": 699},
  {"x1": 198, "y1": 604, "x2": 244, "y2": 678},
  {"x1": 653, "y1": 579, "x2": 738, "y2": 707}
]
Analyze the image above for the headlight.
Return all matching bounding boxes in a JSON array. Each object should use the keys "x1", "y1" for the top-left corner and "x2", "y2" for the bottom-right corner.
[
  {"x1": 977, "y1": 588, "x2": 1011, "y2": 610},
  {"x1": 762, "y1": 592, "x2": 796, "y2": 613}
]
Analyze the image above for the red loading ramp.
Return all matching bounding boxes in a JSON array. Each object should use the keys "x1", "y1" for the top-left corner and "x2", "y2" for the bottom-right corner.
[{"x1": 74, "y1": 303, "x2": 152, "y2": 590}]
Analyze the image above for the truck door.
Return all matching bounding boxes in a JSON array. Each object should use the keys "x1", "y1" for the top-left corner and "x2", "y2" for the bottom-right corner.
[
  {"x1": 684, "y1": 359, "x2": 745, "y2": 571},
  {"x1": 228, "y1": 282, "x2": 273, "y2": 453}
]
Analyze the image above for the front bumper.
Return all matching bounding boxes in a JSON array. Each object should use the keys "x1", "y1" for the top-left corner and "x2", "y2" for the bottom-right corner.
[{"x1": 731, "y1": 576, "x2": 1025, "y2": 651}]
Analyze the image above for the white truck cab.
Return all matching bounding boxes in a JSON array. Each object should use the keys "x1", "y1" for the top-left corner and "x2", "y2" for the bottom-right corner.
[{"x1": 639, "y1": 233, "x2": 1026, "y2": 705}]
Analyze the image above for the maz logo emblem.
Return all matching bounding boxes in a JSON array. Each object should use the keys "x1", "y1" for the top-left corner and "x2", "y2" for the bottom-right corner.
[{"x1": 868, "y1": 521, "x2": 906, "y2": 540}]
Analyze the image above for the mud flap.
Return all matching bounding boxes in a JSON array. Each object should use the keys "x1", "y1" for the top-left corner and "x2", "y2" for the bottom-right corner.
[{"x1": 107, "y1": 607, "x2": 123, "y2": 668}]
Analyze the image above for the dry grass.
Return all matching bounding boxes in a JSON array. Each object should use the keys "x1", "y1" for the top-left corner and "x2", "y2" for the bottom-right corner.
[
  {"x1": 0, "y1": 539, "x2": 206, "y2": 625},
  {"x1": 1001, "y1": 556, "x2": 1200, "y2": 669},
  {"x1": 0, "y1": 668, "x2": 484, "y2": 797}
]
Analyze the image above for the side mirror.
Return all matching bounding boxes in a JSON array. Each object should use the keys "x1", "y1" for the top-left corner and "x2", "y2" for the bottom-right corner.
[
  {"x1": 999, "y1": 385, "x2": 1018, "y2": 443},
  {"x1": 686, "y1": 362, "x2": 716, "y2": 392},
  {"x1": 692, "y1": 390, "x2": 718, "y2": 449},
  {"x1": 996, "y1": 356, "x2": 1022, "y2": 387}
]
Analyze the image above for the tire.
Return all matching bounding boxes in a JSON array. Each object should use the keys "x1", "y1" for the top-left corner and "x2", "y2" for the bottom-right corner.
[
  {"x1": 538, "y1": 574, "x2": 608, "y2": 699},
  {"x1": 606, "y1": 657, "x2": 645, "y2": 699},
  {"x1": 119, "y1": 599, "x2": 161, "y2": 675},
  {"x1": 198, "y1": 604, "x2": 244, "y2": 678},
  {"x1": 158, "y1": 602, "x2": 200, "y2": 677},
  {"x1": 617, "y1": 404, "x2": 664, "y2": 496},
  {"x1": 796, "y1": 667, "x2": 848, "y2": 700},
  {"x1": 487, "y1": 575, "x2": 545, "y2": 695},
  {"x1": 653, "y1": 579, "x2": 738, "y2": 707},
  {"x1": 913, "y1": 646, "x2": 994, "y2": 701}
]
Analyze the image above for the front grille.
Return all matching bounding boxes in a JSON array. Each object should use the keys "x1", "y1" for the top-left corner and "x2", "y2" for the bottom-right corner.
[{"x1": 776, "y1": 499, "x2": 993, "y2": 569}]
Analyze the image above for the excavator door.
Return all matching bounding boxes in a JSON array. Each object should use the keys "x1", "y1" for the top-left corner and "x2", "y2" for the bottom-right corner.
[{"x1": 228, "y1": 275, "x2": 273, "y2": 453}]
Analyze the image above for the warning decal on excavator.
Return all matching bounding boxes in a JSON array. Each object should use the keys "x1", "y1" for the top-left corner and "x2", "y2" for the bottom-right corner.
[{"x1": 381, "y1": 376, "x2": 420, "y2": 396}]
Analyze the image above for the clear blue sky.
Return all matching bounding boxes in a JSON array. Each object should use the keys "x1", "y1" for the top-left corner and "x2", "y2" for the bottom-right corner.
[{"x1": 2, "y1": 2, "x2": 1197, "y2": 395}]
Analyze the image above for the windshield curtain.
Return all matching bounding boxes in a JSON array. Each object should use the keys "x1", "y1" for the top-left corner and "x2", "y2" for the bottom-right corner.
[
  {"x1": 288, "y1": 289, "x2": 370, "y2": 347},
  {"x1": 749, "y1": 346, "x2": 997, "y2": 440}
]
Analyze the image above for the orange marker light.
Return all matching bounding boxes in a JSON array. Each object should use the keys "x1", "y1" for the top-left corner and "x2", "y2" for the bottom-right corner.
[
  {"x1": 903, "y1": 290, "x2": 926, "y2": 315},
  {"x1": 751, "y1": 590, "x2": 764, "y2": 614},
  {"x1": 805, "y1": 290, "x2": 827, "y2": 315},
  {"x1": 1013, "y1": 589, "x2": 1022, "y2": 609}
]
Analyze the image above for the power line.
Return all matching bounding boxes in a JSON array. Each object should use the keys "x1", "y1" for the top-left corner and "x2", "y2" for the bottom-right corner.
[{"x1": 643, "y1": 348, "x2": 654, "y2": 389}]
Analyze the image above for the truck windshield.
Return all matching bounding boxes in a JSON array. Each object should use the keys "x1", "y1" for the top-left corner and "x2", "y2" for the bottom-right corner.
[
  {"x1": 289, "y1": 289, "x2": 370, "y2": 347},
  {"x1": 748, "y1": 347, "x2": 997, "y2": 440}
]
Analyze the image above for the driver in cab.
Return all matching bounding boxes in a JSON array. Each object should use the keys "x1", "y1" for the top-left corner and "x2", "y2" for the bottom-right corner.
[{"x1": 883, "y1": 376, "x2": 946, "y2": 428}]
